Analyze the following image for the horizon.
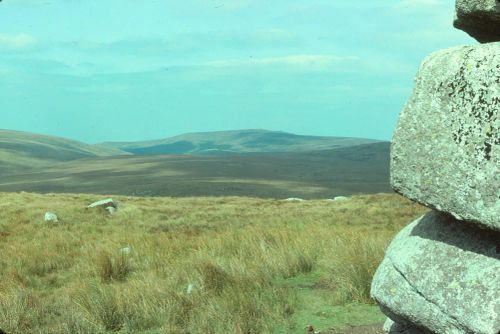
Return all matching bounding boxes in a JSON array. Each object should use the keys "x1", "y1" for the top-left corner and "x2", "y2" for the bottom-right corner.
[
  {"x1": 1, "y1": 127, "x2": 391, "y2": 144},
  {"x1": 0, "y1": 1, "x2": 473, "y2": 143}
]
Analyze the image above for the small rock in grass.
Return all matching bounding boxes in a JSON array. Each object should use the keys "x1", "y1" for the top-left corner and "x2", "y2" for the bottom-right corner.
[
  {"x1": 106, "y1": 206, "x2": 117, "y2": 214},
  {"x1": 383, "y1": 318, "x2": 426, "y2": 334},
  {"x1": 87, "y1": 198, "x2": 117, "y2": 213},
  {"x1": 187, "y1": 283, "x2": 196, "y2": 294},
  {"x1": 119, "y1": 246, "x2": 132, "y2": 255},
  {"x1": 284, "y1": 197, "x2": 305, "y2": 202},
  {"x1": 326, "y1": 196, "x2": 349, "y2": 202},
  {"x1": 305, "y1": 325, "x2": 320, "y2": 334},
  {"x1": 44, "y1": 212, "x2": 59, "y2": 223}
]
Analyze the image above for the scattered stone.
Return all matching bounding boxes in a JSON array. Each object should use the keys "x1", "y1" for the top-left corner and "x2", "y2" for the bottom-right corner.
[
  {"x1": 44, "y1": 212, "x2": 59, "y2": 223},
  {"x1": 119, "y1": 246, "x2": 132, "y2": 255},
  {"x1": 371, "y1": 211, "x2": 500, "y2": 334},
  {"x1": 325, "y1": 197, "x2": 349, "y2": 202},
  {"x1": 106, "y1": 206, "x2": 117, "y2": 214},
  {"x1": 391, "y1": 43, "x2": 500, "y2": 230},
  {"x1": 454, "y1": 0, "x2": 500, "y2": 43},
  {"x1": 87, "y1": 198, "x2": 117, "y2": 212},
  {"x1": 284, "y1": 198, "x2": 305, "y2": 202},
  {"x1": 383, "y1": 319, "x2": 426, "y2": 334},
  {"x1": 305, "y1": 325, "x2": 320, "y2": 334}
]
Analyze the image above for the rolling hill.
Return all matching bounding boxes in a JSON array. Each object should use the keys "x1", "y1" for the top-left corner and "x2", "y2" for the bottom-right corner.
[
  {"x1": 0, "y1": 142, "x2": 391, "y2": 198},
  {"x1": 0, "y1": 129, "x2": 128, "y2": 176},
  {"x1": 101, "y1": 129, "x2": 382, "y2": 155}
]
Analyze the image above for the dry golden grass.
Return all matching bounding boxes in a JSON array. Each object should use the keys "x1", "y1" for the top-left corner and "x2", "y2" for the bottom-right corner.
[{"x1": 0, "y1": 192, "x2": 428, "y2": 334}]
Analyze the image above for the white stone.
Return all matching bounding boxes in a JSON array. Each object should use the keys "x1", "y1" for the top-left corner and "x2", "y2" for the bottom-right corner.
[
  {"x1": 284, "y1": 198, "x2": 305, "y2": 202},
  {"x1": 87, "y1": 198, "x2": 117, "y2": 213},
  {"x1": 44, "y1": 212, "x2": 59, "y2": 223},
  {"x1": 119, "y1": 246, "x2": 132, "y2": 255},
  {"x1": 106, "y1": 206, "x2": 117, "y2": 214}
]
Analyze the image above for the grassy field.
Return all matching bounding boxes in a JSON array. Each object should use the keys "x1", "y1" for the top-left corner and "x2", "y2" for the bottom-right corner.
[{"x1": 0, "y1": 192, "x2": 428, "y2": 334}]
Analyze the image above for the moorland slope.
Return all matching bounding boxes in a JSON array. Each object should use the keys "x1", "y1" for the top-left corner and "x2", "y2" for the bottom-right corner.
[
  {"x1": 0, "y1": 130, "x2": 128, "y2": 176},
  {"x1": 101, "y1": 129, "x2": 382, "y2": 155},
  {"x1": 0, "y1": 142, "x2": 391, "y2": 198}
]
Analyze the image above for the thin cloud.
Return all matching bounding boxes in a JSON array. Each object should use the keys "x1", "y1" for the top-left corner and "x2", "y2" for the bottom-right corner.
[
  {"x1": 206, "y1": 54, "x2": 359, "y2": 70},
  {"x1": 0, "y1": 33, "x2": 36, "y2": 50}
]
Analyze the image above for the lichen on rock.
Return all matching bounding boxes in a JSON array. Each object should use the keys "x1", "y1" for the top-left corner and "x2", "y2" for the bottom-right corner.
[
  {"x1": 371, "y1": 211, "x2": 500, "y2": 334},
  {"x1": 391, "y1": 42, "x2": 499, "y2": 230}
]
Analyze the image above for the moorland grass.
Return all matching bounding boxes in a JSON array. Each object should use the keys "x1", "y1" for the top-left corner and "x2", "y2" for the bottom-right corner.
[
  {"x1": 0, "y1": 192, "x2": 428, "y2": 334},
  {"x1": 0, "y1": 143, "x2": 390, "y2": 199}
]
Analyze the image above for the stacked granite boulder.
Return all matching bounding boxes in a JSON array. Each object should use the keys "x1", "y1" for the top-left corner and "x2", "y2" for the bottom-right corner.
[
  {"x1": 454, "y1": 0, "x2": 500, "y2": 43},
  {"x1": 370, "y1": 1, "x2": 499, "y2": 334}
]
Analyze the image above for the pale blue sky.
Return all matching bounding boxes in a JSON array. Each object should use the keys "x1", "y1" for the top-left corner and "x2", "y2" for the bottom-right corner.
[{"x1": 0, "y1": 0, "x2": 473, "y2": 143}]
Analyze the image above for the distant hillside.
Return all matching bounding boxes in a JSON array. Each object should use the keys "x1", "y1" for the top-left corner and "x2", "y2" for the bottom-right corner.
[
  {"x1": 0, "y1": 130, "x2": 128, "y2": 176},
  {"x1": 0, "y1": 129, "x2": 391, "y2": 198},
  {"x1": 0, "y1": 142, "x2": 391, "y2": 198},
  {"x1": 102, "y1": 129, "x2": 382, "y2": 155}
]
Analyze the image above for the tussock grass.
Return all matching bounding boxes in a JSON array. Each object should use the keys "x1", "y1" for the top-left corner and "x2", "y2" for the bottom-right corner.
[
  {"x1": 321, "y1": 234, "x2": 387, "y2": 304},
  {"x1": 96, "y1": 251, "x2": 132, "y2": 282},
  {"x1": 0, "y1": 286, "x2": 42, "y2": 331},
  {"x1": 0, "y1": 192, "x2": 427, "y2": 334}
]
